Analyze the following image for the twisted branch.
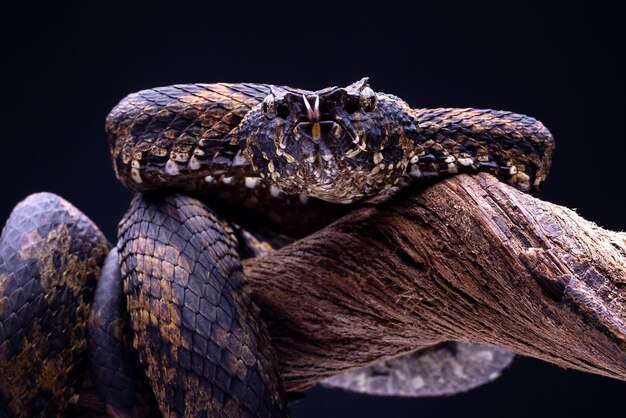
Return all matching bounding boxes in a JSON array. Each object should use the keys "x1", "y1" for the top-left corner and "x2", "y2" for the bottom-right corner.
[
  {"x1": 244, "y1": 173, "x2": 626, "y2": 392},
  {"x1": 74, "y1": 173, "x2": 626, "y2": 414}
]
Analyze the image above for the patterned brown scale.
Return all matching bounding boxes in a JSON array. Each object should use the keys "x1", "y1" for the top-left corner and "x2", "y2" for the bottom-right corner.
[
  {"x1": 413, "y1": 107, "x2": 554, "y2": 191},
  {"x1": 322, "y1": 342, "x2": 516, "y2": 397},
  {"x1": 0, "y1": 78, "x2": 556, "y2": 417},
  {"x1": 106, "y1": 83, "x2": 271, "y2": 192},
  {"x1": 88, "y1": 248, "x2": 160, "y2": 418},
  {"x1": 103, "y1": 78, "x2": 554, "y2": 414},
  {"x1": 0, "y1": 193, "x2": 109, "y2": 417},
  {"x1": 107, "y1": 78, "x2": 554, "y2": 207},
  {"x1": 118, "y1": 194, "x2": 288, "y2": 417}
]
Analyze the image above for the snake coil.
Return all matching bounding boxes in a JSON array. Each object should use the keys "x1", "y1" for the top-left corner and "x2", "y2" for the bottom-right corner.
[{"x1": 1, "y1": 79, "x2": 554, "y2": 417}]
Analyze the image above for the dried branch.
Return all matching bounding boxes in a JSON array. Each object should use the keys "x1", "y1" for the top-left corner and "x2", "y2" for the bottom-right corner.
[
  {"x1": 244, "y1": 173, "x2": 626, "y2": 392},
  {"x1": 74, "y1": 173, "x2": 626, "y2": 414}
]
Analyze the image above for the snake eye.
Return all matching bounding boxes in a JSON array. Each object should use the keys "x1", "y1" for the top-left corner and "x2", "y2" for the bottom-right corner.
[
  {"x1": 359, "y1": 86, "x2": 377, "y2": 112},
  {"x1": 262, "y1": 94, "x2": 276, "y2": 119}
]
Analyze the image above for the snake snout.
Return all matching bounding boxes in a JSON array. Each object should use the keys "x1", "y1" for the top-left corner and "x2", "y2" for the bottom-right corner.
[{"x1": 294, "y1": 120, "x2": 343, "y2": 142}]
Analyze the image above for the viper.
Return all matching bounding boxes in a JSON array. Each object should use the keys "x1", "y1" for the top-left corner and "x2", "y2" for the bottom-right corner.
[{"x1": 0, "y1": 78, "x2": 554, "y2": 417}]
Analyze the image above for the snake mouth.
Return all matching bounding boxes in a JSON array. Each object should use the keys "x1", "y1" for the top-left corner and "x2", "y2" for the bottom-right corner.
[{"x1": 289, "y1": 117, "x2": 357, "y2": 144}]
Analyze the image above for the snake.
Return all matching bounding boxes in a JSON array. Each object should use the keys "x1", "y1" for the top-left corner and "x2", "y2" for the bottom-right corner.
[{"x1": 0, "y1": 78, "x2": 554, "y2": 417}]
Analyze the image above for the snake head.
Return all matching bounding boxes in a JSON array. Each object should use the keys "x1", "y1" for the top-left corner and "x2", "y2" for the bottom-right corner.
[{"x1": 239, "y1": 78, "x2": 420, "y2": 203}]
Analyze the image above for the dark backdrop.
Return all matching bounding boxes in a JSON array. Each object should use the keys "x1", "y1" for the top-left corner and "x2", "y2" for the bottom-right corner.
[{"x1": 1, "y1": 1, "x2": 624, "y2": 417}]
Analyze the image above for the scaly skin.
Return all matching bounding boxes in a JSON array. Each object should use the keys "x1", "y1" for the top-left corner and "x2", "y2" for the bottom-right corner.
[
  {"x1": 413, "y1": 107, "x2": 553, "y2": 191},
  {"x1": 88, "y1": 248, "x2": 160, "y2": 418},
  {"x1": 106, "y1": 79, "x2": 554, "y2": 202},
  {"x1": 0, "y1": 79, "x2": 555, "y2": 417},
  {"x1": 0, "y1": 193, "x2": 109, "y2": 417},
  {"x1": 118, "y1": 194, "x2": 288, "y2": 418},
  {"x1": 105, "y1": 78, "x2": 555, "y2": 415}
]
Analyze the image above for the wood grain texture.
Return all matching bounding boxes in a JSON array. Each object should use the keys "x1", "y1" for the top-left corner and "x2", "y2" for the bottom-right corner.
[
  {"x1": 72, "y1": 173, "x2": 625, "y2": 413},
  {"x1": 243, "y1": 173, "x2": 626, "y2": 392}
]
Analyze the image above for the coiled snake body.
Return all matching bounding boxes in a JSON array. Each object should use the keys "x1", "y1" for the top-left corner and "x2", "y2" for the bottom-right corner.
[{"x1": 0, "y1": 79, "x2": 554, "y2": 417}]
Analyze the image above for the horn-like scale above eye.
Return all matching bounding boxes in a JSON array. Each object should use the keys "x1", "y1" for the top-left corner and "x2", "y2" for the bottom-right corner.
[
  {"x1": 360, "y1": 86, "x2": 377, "y2": 112},
  {"x1": 261, "y1": 93, "x2": 276, "y2": 118},
  {"x1": 262, "y1": 93, "x2": 289, "y2": 119}
]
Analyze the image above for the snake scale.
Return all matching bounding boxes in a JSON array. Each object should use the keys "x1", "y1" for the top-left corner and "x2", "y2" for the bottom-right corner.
[{"x1": 0, "y1": 78, "x2": 554, "y2": 417}]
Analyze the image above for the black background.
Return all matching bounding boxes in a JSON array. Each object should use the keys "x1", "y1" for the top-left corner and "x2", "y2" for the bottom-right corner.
[{"x1": 1, "y1": 1, "x2": 624, "y2": 417}]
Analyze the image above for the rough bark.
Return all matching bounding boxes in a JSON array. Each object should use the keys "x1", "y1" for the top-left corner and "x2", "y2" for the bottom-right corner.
[
  {"x1": 243, "y1": 173, "x2": 626, "y2": 392},
  {"x1": 74, "y1": 173, "x2": 626, "y2": 413}
]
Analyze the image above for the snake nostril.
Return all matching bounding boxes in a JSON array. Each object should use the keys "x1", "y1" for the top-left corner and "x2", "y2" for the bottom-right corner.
[
  {"x1": 276, "y1": 103, "x2": 290, "y2": 119},
  {"x1": 344, "y1": 97, "x2": 360, "y2": 114}
]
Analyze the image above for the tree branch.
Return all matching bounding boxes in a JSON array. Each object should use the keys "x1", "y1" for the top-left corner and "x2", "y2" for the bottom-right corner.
[{"x1": 243, "y1": 173, "x2": 626, "y2": 393}]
